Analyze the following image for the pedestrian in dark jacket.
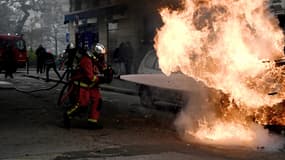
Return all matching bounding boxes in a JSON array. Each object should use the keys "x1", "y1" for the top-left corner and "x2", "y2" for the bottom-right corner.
[
  {"x1": 35, "y1": 45, "x2": 46, "y2": 74},
  {"x1": 3, "y1": 44, "x2": 16, "y2": 79},
  {"x1": 45, "y1": 51, "x2": 61, "y2": 82}
]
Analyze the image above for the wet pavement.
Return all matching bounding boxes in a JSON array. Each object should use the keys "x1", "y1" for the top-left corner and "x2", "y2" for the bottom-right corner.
[{"x1": 0, "y1": 70, "x2": 284, "y2": 160}]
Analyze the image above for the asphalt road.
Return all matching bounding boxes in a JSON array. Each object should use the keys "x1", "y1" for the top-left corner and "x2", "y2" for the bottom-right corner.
[{"x1": 0, "y1": 73, "x2": 284, "y2": 160}]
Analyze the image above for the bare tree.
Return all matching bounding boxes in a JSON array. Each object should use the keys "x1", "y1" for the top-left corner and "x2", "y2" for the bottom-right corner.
[
  {"x1": 0, "y1": 0, "x2": 68, "y2": 54},
  {"x1": 0, "y1": 3, "x2": 13, "y2": 33},
  {"x1": 1, "y1": 0, "x2": 46, "y2": 33},
  {"x1": 41, "y1": 1, "x2": 68, "y2": 55}
]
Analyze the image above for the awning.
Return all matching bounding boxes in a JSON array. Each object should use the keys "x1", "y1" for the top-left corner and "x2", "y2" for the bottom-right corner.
[{"x1": 64, "y1": 4, "x2": 127, "y2": 24}]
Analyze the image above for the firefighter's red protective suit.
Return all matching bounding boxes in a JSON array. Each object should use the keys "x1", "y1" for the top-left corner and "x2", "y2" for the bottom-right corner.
[{"x1": 69, "y1": 54, "x2": 102, "y2": 123}]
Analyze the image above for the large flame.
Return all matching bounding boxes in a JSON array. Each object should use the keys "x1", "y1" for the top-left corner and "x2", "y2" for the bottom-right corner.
[{"x1": 155, "y1": 0, "x2": 285, "y2": 146}]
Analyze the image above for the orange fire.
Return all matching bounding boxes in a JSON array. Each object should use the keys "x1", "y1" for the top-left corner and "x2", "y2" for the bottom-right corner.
[
  {"x1": 155, "y1": 0, "x2": 285, "y2": 146},
  {"x1": 190, "y1": 120, "x2": 255, "y2": 144}
]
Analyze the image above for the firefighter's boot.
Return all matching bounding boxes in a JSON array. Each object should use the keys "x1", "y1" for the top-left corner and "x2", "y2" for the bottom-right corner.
[
  {"x1": 63, "y1": 112, "x2": 70, "y2": 129},
  {"x1": 63, "y1": 103, "x2": 80, "y2": 128},
  {"x1": 66, "y1": 103, "x2": 80, "y2": 117},
  {"x1": 87, "y1": 119, "x2": 103, "y2": 129}
]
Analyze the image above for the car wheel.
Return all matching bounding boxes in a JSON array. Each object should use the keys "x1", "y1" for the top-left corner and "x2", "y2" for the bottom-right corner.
[{"x1": 139, "y1": 85, "x2": 154, "y2": 108}]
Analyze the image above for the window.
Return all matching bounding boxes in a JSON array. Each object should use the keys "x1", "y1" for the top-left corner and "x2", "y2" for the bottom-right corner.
[
  {"x1": 0, "y1": 39, "x2": 6, "y2": 48},
  {"x1": 15, "y1": 39, "x2": 26, "y2": 50},
  {"x1": 73, "y1": 0, "x2": 82, "y2": 11},
  {"x1": 154, "y1": 57, "x2": 160, "y2": 70},
  {"x1": 272, "y1": 0, "x2": 281, "y2": 3},
  {"x1": 108, "y1": 22, "x2": 118, "y2": 31},
  {"x1": 0, "y1": 39, "x2": 11, "y2": 48},
  {"x1": 144, "y1": 52, "x2": 157, "y2": 69},
  {"x1": 92, "y1": 0, "x2": 99, "y2": 6}
]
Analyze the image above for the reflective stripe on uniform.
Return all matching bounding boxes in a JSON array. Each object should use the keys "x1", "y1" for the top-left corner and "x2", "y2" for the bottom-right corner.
[
  {"x1": 73, "y1": 81, "x2": 96, "y2": 88},
  {"x1": 67, "y1": 103, "x2": 79, "y2": 115},
  {"x1": 88, "y1": 118, "x2": 98, "y2": 123},
  {"x1": 92, "y1": 75, "x2": 97, "y2": 82}
]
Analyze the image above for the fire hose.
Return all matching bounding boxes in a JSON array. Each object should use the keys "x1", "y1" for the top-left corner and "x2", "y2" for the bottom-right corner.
[
  {"x1": 15, "y1": 69, "x2": 70, "y2": 94},
  {"x1": 16, "y1": 65, "x2": 113, "y2": 95}
]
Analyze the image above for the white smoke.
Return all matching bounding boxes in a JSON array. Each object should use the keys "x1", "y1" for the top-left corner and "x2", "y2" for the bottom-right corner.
[{"x1": 174, "y1": 87, "x2": 285, "y2": 151}]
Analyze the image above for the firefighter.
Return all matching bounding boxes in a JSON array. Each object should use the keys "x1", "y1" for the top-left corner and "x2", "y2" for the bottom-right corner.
[
  {"x1": 65, "y1": 43, "x2": 77, "y2": 70},
  {"x1": 64, "y1": 43, "x2": 113, "y2": 129},
  {"x1": 64, "y1": 43, "x2": 78, "y2": 80}
]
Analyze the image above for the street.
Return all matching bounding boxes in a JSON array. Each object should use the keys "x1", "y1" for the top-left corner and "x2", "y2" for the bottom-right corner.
[{"x1": 0, "y1": 72, "x2": 284, "y2": 160}]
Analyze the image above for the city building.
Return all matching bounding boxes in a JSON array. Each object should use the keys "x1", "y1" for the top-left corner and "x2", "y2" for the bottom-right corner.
[
  {"x1": 64, "y1": 0, "x2": 179, "y2": 74},
  {"x1": 64, "y1": 0, "x2": 285, "y2": 73}
]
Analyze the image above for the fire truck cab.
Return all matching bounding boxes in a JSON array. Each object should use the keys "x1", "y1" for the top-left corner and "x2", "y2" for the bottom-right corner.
[{"x1": 0, "y1": 34, "x2": 28, "y2": 71}]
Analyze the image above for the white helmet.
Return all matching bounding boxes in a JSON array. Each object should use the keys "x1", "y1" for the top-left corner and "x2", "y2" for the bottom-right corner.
[{"x1": 94, "y1": 43, "x2": 106, "y2": 54}]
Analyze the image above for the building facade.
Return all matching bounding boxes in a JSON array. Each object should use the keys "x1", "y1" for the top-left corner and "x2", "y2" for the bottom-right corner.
[
  {"x1": 64, "y1": 0, "x2": 180, "y2": 74},
  {"x1": 64, "y1": 0, "x2": 285, "y2": 74}
]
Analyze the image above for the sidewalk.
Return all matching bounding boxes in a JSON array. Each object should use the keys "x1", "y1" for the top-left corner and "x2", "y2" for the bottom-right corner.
[
  {"x1": 20, "y1": 69, "x2": 139, "y2": 95},
  {"x1": 0, "y1": 80, "x2": 14, "y2": 89}
]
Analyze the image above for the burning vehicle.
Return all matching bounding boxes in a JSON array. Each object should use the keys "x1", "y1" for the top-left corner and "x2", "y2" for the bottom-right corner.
[
  {"x1": 136, "y1": 49, "x2": 190, "y2": 111},
  {"x1": 124, "y1": 0, "x2": 285, "y2": 149},
  {"x1": 154, "y1": 0, "x2": 285, "y2": 148}
]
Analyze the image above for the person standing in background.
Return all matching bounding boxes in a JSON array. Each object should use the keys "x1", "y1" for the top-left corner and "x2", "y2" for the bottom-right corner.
[
  {"x1": 45, "y1": 50, "x2": 61, "y2": 82},
  {"x1": 3, "y1": 44, "x2": 16, "y2": 79},
  {"x1": 35, "y1": 45, "x2": 46, "y2": 74}
]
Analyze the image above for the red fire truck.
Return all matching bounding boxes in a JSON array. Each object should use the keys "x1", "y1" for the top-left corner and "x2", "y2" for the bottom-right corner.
[{"x1": 0, "y1": 34, "x2": 28, "y2": 71}]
